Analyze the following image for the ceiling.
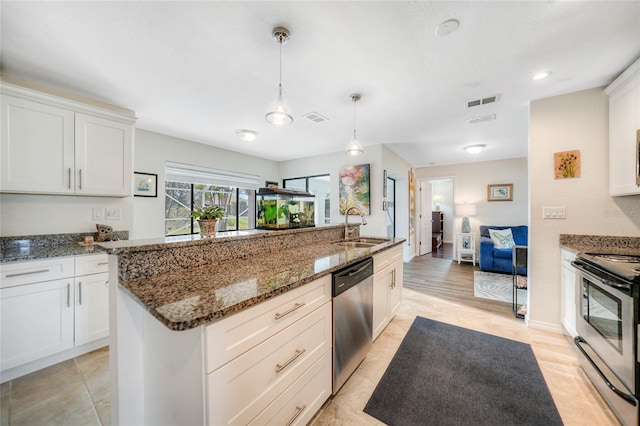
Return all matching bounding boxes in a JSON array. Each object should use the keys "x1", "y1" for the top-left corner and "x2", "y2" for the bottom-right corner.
[{"x1": 1, "y1": 1, "x2": 639, "y2": 167}]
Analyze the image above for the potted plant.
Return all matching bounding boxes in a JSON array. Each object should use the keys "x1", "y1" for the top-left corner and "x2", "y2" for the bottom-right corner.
[{"x1": 190, "y1": 205, "x2": 225, "y2": 236}]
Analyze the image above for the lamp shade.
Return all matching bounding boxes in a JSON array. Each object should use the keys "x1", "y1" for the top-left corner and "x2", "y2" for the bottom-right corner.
[{"x1": 456, "y1": 203, "x2": 477, "y2": 217}]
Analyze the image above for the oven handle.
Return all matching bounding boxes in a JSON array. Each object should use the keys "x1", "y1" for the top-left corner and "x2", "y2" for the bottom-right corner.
[
  {"x1": 574, "y1": 336, "x2": 638, "y2": 406},
  {"x1": 571, "y1": 260, "x2": 631, "y2": 292}
]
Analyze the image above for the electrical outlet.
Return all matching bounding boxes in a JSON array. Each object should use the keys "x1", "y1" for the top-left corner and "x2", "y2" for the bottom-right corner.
[
  {"x1": 542, "y1": 207, "x2": 566, "y2": 219},
  {"x1": 92, "y1": 208, "x2": 105, "y2": 220},
  {"x1": 106, "y1": 208, "x2": 121, "y2": 220}
]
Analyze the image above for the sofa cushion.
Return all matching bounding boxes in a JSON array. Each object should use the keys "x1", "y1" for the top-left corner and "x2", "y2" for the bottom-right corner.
[
  {"x1": 493, "y1": 248, "x2": 514, "y2": 259},
  {"x1": 489, "y1": 228, "x2": 515, "y2": 248}
]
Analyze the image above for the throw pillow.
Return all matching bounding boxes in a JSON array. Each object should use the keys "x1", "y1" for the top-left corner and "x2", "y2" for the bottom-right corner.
[{"x1": 489, "y1": 228, "x2": 515, "y2": 249}]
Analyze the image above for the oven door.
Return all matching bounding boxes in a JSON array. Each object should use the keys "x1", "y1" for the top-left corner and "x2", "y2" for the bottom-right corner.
[{"x1": 574, "y1": 266, "x2": 637, "y2": 425}]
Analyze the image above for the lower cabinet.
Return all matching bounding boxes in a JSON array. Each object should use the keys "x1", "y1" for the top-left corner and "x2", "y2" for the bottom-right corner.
[
  {"x1": 0, "y1": 278, "x2": 75, "y2": 371},
  {"x1": 372, "y1": 245, "x2": 403, "y2": 341},
  {"x1": 0, "y1": 254, "x2": 109, "y2": 379},
  {"x1": 560, "y1": 248, "x2": 578, "y2": 337}
]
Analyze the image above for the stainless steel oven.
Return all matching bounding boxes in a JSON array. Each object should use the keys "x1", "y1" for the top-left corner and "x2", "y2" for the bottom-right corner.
[{"x1": 573, "y1": 253, "x2": 640, "y2": 426}]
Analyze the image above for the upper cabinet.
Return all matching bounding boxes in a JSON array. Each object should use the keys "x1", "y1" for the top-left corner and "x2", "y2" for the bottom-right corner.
[
  {"x1": 605, "y1": 57, "x2": 640, "y2": 196},
  {"x1": 1, "y1": 83, "x2": 135, "y2": 197}
]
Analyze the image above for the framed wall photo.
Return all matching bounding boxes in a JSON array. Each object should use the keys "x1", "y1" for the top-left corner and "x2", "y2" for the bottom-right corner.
[
  {"x1": 133, "y1": 172, "x2": 158, "y2": 197},
  {"x1": 487, "y1": 183, "x2": 513, "y2": 202}
]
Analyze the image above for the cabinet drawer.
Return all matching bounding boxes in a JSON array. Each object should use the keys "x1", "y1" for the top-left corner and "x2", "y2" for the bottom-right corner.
[
  {"x1": 206, "y1": 302, "x2": 331, "y2": 425},
  {"x1": 374, "y1": 245, "x2": 402, "y2": 273},
  {"x1": 249, "y1": 350, "x2": 331, "y2": 426},
  {"x1": 75, "y1": 254, "x2": 109, "y2": 276},
  {"x1": 0, "y1": 257, "x2": 74, "y2": 288},
  {"x1": 205, "y1": 275, "x2": 331, "y2": 372}
]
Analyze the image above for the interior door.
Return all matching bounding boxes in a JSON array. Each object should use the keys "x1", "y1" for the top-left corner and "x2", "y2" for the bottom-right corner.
[{"x1": 419, "y1": 182, "x2": 433, "y2": 255}]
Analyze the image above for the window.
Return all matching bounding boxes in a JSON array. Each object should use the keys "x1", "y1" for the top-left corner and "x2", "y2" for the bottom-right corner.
[
  {"x1": 165, "y1": 162, "x2": 259, "y2": 236},
  {"x1": 283, "y1": 174, "x2": 331, "y2": 225}
]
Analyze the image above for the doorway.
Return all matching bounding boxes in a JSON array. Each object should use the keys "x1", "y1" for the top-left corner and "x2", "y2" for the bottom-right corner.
[{"x1": 419, "y1": 178, "x2": 454, "y2": 260}]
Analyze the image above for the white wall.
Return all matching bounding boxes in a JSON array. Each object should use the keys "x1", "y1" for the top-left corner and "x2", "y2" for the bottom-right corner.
[
  {"x1": 132, "y1": 129, "x2": 279, "y2": 239},
  {"x1": 414, "y1": 158, "x2": 529, "y2": 254},
  {"x1": 529, "y1": 87, "x2": 640, "y2": 332},
  {"x1": 0, "y1": 193, "x2": 132, "y2": 237}
]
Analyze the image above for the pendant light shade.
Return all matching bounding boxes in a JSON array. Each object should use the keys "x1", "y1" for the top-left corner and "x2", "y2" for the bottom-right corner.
[
  {"x1": 345, "y1": 94, "x2": 364, "y2": 156},
  {"x1": 266, "y1": 27, "x2": 293, "y2": 126}
]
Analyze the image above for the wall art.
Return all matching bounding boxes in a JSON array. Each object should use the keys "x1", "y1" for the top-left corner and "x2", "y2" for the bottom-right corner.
[
  {"x1": 339, "y1": 164, "x2": 370, "y2": 215},
  {"x1": 487, "y1": 183, "x2": 513, "y2": 202},
  {"x1": 554, "y1": 150, "x2": 581, "y2": 179},
  {"x1": 133, "y1": 172, "x2": 158, "y2": 197}
]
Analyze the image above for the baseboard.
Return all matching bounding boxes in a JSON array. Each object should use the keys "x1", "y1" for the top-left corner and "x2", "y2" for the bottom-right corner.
[{"x1": 527, "y1": 319, "x2": 564, "y2": 335}]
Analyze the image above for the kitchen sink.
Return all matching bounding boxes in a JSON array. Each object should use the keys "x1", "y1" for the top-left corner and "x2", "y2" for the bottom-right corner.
[{"x1": 332, "y1": 238, "x2": 389, "y2": 248}]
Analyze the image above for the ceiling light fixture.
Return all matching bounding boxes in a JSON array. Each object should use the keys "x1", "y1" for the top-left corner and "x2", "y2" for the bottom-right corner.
[
  {"x1": 464, "y1": 144, "x2": 486, "y2": 154},
  {"x1": 532, "y1": 71, "x2": 552, "y2": 81},
  {"x1": 265, "y1": 27, "x2": 293, "y2": 126},
  {"x1": 436, "y1": 19, "x2": 460, "y2": 37},
  {"x1": 345, "y1": 94, "x2": 364, "y2": 156},
  {"x1": 235, "y1": 129, "x2": 259, "y2": 142}
]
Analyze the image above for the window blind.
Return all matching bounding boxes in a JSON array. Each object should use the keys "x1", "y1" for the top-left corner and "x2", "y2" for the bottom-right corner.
[{"x1": 165, "y1": 161, "x2": 261, "y2": 189}]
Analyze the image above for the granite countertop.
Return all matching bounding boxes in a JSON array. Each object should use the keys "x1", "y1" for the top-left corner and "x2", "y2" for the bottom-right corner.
[
  {"x1": 118, "y1": 237, "x2": 405, "y2": 331},
  {"x1": 559, "y1": 234, "x2": 640, "y2": 256},
  {"x1": 0, "y1": 242, "x2": 106, "y2": 263}
]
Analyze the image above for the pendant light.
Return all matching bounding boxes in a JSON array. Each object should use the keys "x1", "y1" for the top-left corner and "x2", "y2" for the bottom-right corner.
[
  {"x1": 345, "y1": 94, "x2": 364, "y2": 156},
  {"x1": 265, "y1": 27, "x2": 293, "y2": 126}
]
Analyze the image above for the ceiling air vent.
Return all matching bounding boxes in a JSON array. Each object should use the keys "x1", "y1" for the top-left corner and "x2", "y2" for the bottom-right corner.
[
  {"x1": 303, "y1": 112, "x2": 329, "y2": 123},
  {"x1": 466, "y1": 114, "x2": 496, "y2": 124},
  {"x1": 466, "y1": 94, "x2": 501, "y2": 108}
]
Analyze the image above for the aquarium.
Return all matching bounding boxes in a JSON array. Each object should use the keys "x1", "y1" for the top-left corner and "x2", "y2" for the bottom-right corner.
[{"x1": 256, "y1": 188, "x2": 316, "y2": 230}]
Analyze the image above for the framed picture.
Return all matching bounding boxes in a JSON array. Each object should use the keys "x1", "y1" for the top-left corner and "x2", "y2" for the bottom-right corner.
[
  {"x1": 487, "y1": 183, "x2": 513, "y2": 202},
  {"x1": 554, "y1": 150, "x2": 581, "y2": 179},
  {"x1": 339, "y1": 164, "x2": 370, "y2": 215},
  {"x1": 133, "y1": 172, "x2": 158, "y2": 197}
]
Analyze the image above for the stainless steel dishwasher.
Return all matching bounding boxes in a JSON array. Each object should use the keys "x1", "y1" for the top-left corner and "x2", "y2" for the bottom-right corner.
[{"x1": 332, "y1": 257, "x2": 374, "y2": 394}]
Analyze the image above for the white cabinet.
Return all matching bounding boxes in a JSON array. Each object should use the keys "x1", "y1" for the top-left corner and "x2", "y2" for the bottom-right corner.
[
  {"x1": 457, "y1": 233, "x2": 476, "y2": 265},
  {"x1": 372, "y1": 245, "x2": 403, "y2": 341},
  {"x1": 560, "y1": 248, "x2": 578, "y2": 337},
  {"x1": 0, "y1": 253, "x2": 109, "y2": 379},
  {"x1": 74, "y1": 254, "x2": 110, "y2": 346},
  {"x1": 605, "y1": 57, "x2": 640, "y2": 196},
  {"x1": 205, "y1": 276, "x2": 332, "y2": 426},
  {"x1": 0, "y1": 278, "x2": 74, "y2": 371},
  {"x1": 0, "y1": 83, "x2": 134, "y2": 197}
]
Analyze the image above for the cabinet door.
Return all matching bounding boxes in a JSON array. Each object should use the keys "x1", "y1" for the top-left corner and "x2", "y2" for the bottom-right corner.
[
  {"x1": 0, "y1": 279, "x2": 74, "y2": 371},
  {"x1": 609, "y1": 74, "x2": 640, "y2": 196},
  {"x1": 372, "y1": 268, "x2": 392, "y2": 341},
  {"x1": 75, "y1": 113, "x2": 132, "y2": 196},
  {"x1": 1, "y1": 95, "x2": 75, "y2": 194},
  {"x1": 74, "y1": 272, "x2": 110, "y2": 346},
  {"x1": 389, "y1": 261, "x2": 404, "y2": 318}
]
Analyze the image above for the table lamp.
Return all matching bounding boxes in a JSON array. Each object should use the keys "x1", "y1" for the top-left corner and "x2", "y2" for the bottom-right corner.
[{"x1": 456, "y1": 203, "x2": 476, "y2": 233}]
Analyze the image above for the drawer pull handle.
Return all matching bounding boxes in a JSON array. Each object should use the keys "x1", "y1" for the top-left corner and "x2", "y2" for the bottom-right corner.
[
  {"x1": 79, "y1": 169, "x2": 82, "y2": 190},
  {"x1": 78, "y1": 282, "x2": 82, "y2": 305},
  {"x1": 6, "y1": 269, "x2": 50, "y2": 278},
  {"x1": 275, "y1": 302, "x2": 305, "y2": 320},
  {"x1": 275, "y1": 348, "x2": 305, "y2": 373},
  {"x1": 68, "y1": 168, "x2": 72, "y2": 189},
  {"x1": 67, "y1": 283, "x2": 71, "y2": 308},
  {"x1": 285, "y1": 404, "x2": 307, "y2": 426},
  {"x1": 97, "y1": 262, "x2": 109, "y2": 266}
]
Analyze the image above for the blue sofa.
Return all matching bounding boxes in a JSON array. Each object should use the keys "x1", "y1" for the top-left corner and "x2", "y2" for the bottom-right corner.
[{"x1": 479, "y1": 225, "x2": 528, "y2": 275}]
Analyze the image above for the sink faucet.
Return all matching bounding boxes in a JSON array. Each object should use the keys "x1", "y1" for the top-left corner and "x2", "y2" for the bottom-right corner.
[{"x1": 344, "y1": 206, "x2": 367, "y2": 239}]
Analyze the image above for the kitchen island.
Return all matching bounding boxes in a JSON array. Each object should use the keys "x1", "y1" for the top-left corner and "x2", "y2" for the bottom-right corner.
[{"x1": 100, "y1": 225, "x2": 405, "y2": 425}]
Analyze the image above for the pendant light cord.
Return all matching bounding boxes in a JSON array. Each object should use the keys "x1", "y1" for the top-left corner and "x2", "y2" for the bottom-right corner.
[
  {"x1": 279, "y1": 36, "x2": 283, "y2": 87},
  {"x1": 353, "y1": 97, "x2": 357, "y2": 139}
]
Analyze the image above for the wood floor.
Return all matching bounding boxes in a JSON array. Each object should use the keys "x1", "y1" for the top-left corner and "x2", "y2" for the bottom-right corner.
[{"x1": 406, "y1": 246, "x2": 517, "y2": 319}]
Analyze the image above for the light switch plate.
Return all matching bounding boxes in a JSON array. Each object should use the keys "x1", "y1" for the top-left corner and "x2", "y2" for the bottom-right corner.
[
  {"x1": 92, "y1": 208, "x2": 105, "y2": 220},
  {"x1": 106, "y1": 208, "x2": 121, "y2": 220},
  {"x1": 542, "y1": 207, "x2": 566, "y2": 219}
]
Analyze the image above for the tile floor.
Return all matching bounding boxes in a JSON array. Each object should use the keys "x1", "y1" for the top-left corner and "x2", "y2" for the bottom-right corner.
[
  {"x1": 1, "y1": 346, "x2": 109, "y2": 426},
  {"x1": 1, "y1": 288, "x2": 620, "y2": 426}
]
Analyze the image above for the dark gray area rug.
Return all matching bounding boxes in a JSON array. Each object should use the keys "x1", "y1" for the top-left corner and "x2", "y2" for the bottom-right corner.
[{"x1": 363, "y1": 317, "x2": 563, "y2": 426}]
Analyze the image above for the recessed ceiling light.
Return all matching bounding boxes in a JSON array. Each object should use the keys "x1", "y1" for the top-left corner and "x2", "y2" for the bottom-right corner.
[
  {"x1": 235, "y1": 129, "x2": 258, "y2": 142},
  {"x1": 533, "y1": 71, "x2": 552, "y2": 81},
  {"x1": 436, "y1": 19, "x2": 460, "y2": 37},
  {"x1": 463, "y1": 144, "x2": 486, "y2": 154}
]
